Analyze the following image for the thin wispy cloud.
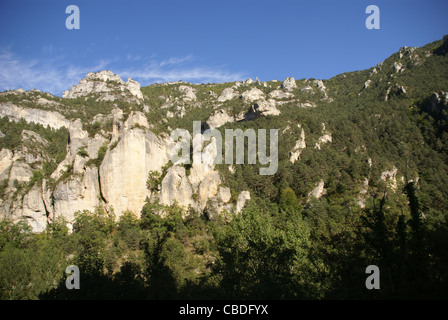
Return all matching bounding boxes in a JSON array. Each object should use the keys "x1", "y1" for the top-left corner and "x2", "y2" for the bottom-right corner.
[
  {"x1": 0, "y1": 49, "x2": 66, "y2": 94},
  {"x1": 0, "y1": 49, "x2": 245, "y2": 96},
  {"x1": 126, "y1": 53, "x2": 142, "y2": 61},
  {"x1": 0, "y1": 48, "x2": 112, "y2": 95},
  {"x1": 159, "y1": 55, "x2": 193, "y2": 67},
  {"x1": 120, "y1": 54, "x2": 246, "y2": 84},
  {"x1": 121, "y1": 66, "x2": 245, "y2": 84}
]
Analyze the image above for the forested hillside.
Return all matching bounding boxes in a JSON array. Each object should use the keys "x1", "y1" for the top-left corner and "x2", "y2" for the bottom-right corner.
[{"x1": 0, "y1": 36, "x2": 447, "y2": 300}]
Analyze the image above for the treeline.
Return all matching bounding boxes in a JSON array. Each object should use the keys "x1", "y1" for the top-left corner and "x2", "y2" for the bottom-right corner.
[{"x1": 0, "y1": 179, "x2": 446, "y2": 300}]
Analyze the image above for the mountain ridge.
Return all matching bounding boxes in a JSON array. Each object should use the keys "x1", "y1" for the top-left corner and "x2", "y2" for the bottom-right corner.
[
  {"x1": 0, "y1": 35, "x2": 447, "y2": 232},
  {"x1": 1, "y1": 35, "x2": 448, "y2": 301}
]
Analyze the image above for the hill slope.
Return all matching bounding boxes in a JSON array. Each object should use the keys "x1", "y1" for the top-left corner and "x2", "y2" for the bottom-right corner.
[{"x1": 0, "y1": 36, "x2": 447, "y2": 299}]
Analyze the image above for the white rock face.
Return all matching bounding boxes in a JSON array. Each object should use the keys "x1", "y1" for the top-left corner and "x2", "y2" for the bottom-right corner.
[
  {"x1": 99, "y1": 112, "x2": 171, "y2": 217},
  {"x1": 218, "y1": 187, "x2": 231, "y2": 203},
  {"x1": 236, "y1": 191, "x2": 251, "y2": 213},
  {"x1": 36, "y1": 97, "x2": 61, "y2": 107},
  {"x1": 20, "y1": 184, "x2": 48, "y2": 233},
  {"x1": 268, "y1": 89, "x2": 294, "y2": 99},
  {"x1": 290, "y1": 125, "x2": 306, "y2": 163},
  {"x1": 245, "y1": 99, "x2": 280, "y2": 120},
  {"x1": 363, "y1": 80, "x2": 372, "y2": 90},
  {"x1": 178, "y1": 85, "x2": 197, "y2": 101},
  {"x1": 0, "y1": 103, "x2": 71, "y2": 130},
  {"x1": 205, "y1": 109, "x2": 234, "y2": 129},
  {"x1": 160, "y1": 166, "x2": 195, "y2": 208},
  {"x1": 308, "y1": 180, "x2": 326, "y2": 199},
  {"x1": 300, "y1": 85, "x2": 314, "y2": 93},
  {"x1": 198, "y1": 171, "x2": 221, "y2": 210},
  {"x1": 313, "y1": 80, "x2": 329, "y2": 100},
  {"x1": 241, "y1": 88, "x2": 265, "y2": 101},
  {"x1": 217, "y1": 88, "x2": 239, "y2": 102},
  {"x1": 315, "y1": 123, "x2": 332, "y2": 150},
  {"x1": 189, "y1": 135, "x2": 221, "y2": 210},
  {"x1": 315, "y1": 134, "x2": 332, "y2": 150},
  {"x1": 126, "y1": 78, "x2": 144, "y2": 100},
  {"x1": 62, "y1": 70, "x2": 144, "y2": 101},
  {"x1": 282, "y1": 77, "x2": 297, "y2": 91},
  {"x1": 393, "y1": 62, "x2": 404, "y2": 73},
  {"x1": 0, "y1": 149, "x2": 14, "y2": 180},
  {"x1": 53, "y1": 167, "x2": 101, "y2": 223},
  {"x1": 0, "y1": 130, "x2": 54, "y2": 232},
  {"x1": 8, "y1": 161, "x2": 33, "y2": 185}
]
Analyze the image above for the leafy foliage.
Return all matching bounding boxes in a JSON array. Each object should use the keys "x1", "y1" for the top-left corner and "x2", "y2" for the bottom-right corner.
[{"x1": 1, "y1": 37, "x2": 448, "y2": 300}]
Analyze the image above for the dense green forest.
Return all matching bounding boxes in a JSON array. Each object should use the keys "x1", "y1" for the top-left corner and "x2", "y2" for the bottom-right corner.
[{"x1": 0, "y1": 37, "x2": 447, "y2": 300}]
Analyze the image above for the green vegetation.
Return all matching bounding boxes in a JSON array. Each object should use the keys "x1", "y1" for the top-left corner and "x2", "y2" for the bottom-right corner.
[
  {"x1": 85, "y1": 143, "x2": 108, "y2": 167},
  {"x1": 1, "y1": 176, "x2": 446, "y2": 299},
  {"x1": 0, "y1": 37, "x2": 448, "y2": 300}
]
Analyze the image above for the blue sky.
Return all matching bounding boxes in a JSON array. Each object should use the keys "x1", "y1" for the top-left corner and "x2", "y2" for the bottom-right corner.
[{"x1": 0, "y1": 0, "x2": 447, "y2": 96}]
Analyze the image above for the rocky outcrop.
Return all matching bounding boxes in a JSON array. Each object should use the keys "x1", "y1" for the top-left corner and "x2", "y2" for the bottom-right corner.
[
  {"x1": 300, "y1": 85, "x2": 314, "y2": 93},
  {"x1": 99, "y1": 112, "x2": 171, "y2": 217},
  {"x1": 312, "y1": 80, "x2": 329, "y2": 100},
  {"x1": 236, "y1": 191, "x2": 251, "y2": 213},
  {"x1": 282, "y1": 77, "x2": 297, "y2": 91},
  {"x1": 385, "y1": 84, "x2": 407, "y2": 101},
  {"x1": 393, "y1": 62, "x2": 404, "y2": 73},
  {"x1": 126, "y1": 78, "x2": 144, "y2": 100},
  {"x1": 178, "y1": 85, "x2": 197, "y2": 101},
  {"x1": 241, "y1": 88, "x2": 265, "y2": 101},
  {"x1": 205, "y1": 109, "x2": 234, "y2": 130},
  {"x1": 363, "y1": 80, "x2": 372, "y2": 90},
  {"x1": 308, "y1": 180, "x2": 326, "y2": 199},
  {"x1": 0, "y1": 131, "x2": 51, "y2": 232},
  {"x1": 20, "y1": 183, "x2": 48, "y2": 233},
  {"x1": 315, "y1": 123, "x2": 332, "y2": 150},
  {"x1": 245, "y1": 99, "x2": 280, "y2": 120},
  {"x1": 53, "y1": 166, "x2": 101, "y2": 224},
  {"x1": 424, "y1": 91, "x2": 448, "y2": 120},
  {"x1": 268, "y1": 89, "x2": 294, "y2": 100},
  {"x1": 289, "y1": 124, "x2": 306, "y2": 163},
  {"x1": 0, "y1": 102, "x2": 71, "y2": 129},
  {"x1": 156, "y1": 133, "x2": 246, "y2": 215},
  {"x1": 62, "y1": 70, "x2": 144, "y2": 102},
  {"x1": 217, "y1": 87, "x2": 239, "y2": 102},
  {"x1": 159, "y1": 166, "x2": 195, "y2": 208},
  {"x1": 0, "y1": 149, "x2": 13, "y2": 180}
]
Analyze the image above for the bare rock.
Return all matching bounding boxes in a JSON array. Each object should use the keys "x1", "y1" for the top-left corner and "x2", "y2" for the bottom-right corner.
[
  {"x1": 205, "y1": 109, "x2": 234, "y2": 130},
  {"x1": 236, "y1": 191, "x2": 251, "y2": 213},
  {"x1": 217, "y1": 87, "x2": 239, "y2": 102},
  {"x1": 282, "y1": 77, "x2": 297, "y2": 91},
  {"x1": 0, "y1": 102, "x2": 70, "y2": 130},
  {"x1": 178, "y1": 85, "x2": 197, "y2": 101},
  {"x1": 289, "y1": 125, "x2": 306, "y2": 163},
  {"x1": 245, "y1": 99, "x2": 280, "y2": 120},
  {"x1": 241, "y1": 87, "x2": 265, "y2": 101},
  {"x1": 160, "y1": 166, "x2": 195, "y2": 208},
  {"x1": 308, "y1": 180, "x2": 326, "y2": 199},
  {"x1": 62, "y1": 70, "x2": 144, "y2": 102},
  {"x1": 268, "y1": 89, "x2": 294, "y2": 99}
]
